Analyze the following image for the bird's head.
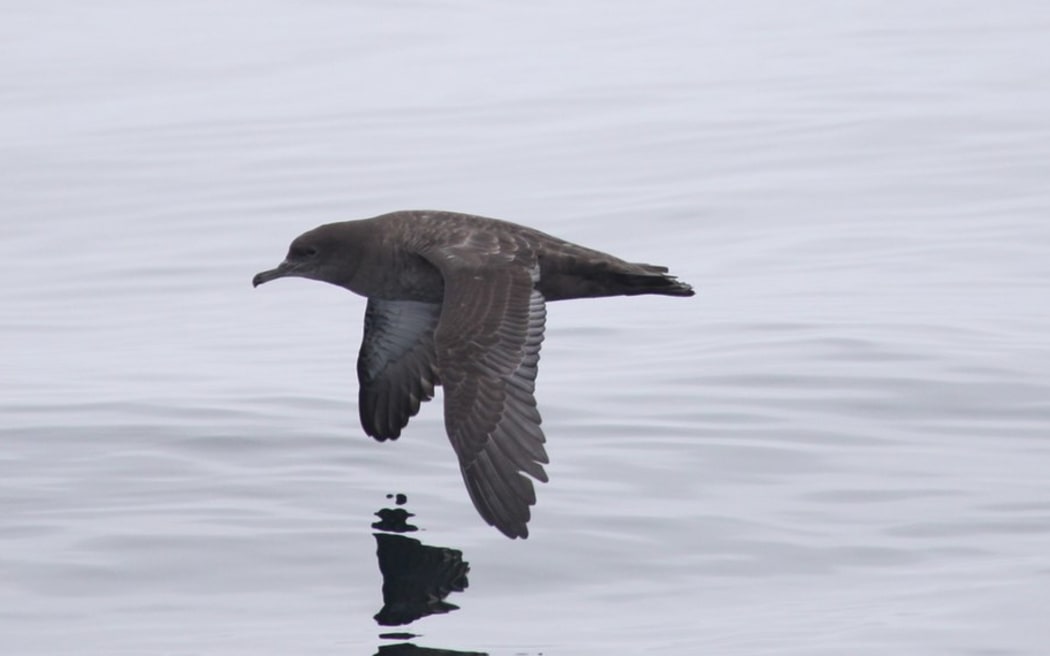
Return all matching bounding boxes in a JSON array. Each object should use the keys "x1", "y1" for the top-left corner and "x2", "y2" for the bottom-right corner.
[{"x1": 252, "y1": 223, "x2": 357, "y2": 288}]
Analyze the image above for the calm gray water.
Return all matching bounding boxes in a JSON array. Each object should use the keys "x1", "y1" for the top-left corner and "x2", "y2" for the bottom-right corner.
[{"x1": 3, "y1": 1, "x2": 1050, "y2": 654}]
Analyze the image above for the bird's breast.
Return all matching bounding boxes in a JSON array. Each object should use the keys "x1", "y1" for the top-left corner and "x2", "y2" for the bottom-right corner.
[{"x1": 353, "y1": 251, "x2": 445, "y2": 302}]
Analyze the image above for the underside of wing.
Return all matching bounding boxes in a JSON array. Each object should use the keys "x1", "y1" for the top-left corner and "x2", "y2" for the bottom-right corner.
[{"x1": 357, "y1": 299, "x2": 442, "y2": 440}]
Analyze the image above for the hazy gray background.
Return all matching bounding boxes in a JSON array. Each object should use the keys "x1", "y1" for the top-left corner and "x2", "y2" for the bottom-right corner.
[{"x1": 3, "y1": 1, "x2": 1050, "y2": 654}]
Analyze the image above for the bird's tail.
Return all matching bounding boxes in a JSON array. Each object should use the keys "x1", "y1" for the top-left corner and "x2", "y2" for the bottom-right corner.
[{"x1": 612, "y1": 264, "x2": 695, "y2": 297}]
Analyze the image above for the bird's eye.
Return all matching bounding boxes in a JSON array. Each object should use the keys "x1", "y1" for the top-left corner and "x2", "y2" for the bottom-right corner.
[{"x1": 291, "y1": 245, "x2": 319, "y2": 259}]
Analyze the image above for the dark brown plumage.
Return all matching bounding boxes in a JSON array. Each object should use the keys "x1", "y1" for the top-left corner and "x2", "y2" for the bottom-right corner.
[{"x1": 253, "y1": 210, "x2": 693, "y2": 538}]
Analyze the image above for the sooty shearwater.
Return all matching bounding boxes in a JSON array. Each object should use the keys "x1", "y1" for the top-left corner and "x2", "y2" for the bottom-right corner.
[{"x1": 253, "y1": 210, "x2": 694, "y2": 538}]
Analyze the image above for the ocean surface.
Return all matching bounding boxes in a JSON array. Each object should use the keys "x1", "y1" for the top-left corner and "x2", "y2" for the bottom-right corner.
[{"x1": 3, "y1": 1, "x2": 1050, "y2": 654}]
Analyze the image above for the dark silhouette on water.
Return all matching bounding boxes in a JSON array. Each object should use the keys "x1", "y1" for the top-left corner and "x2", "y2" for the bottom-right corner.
[
  {"x1": 374, "y1": 493, "x2": 418, "y2": 534},
  {"x1": 372, "y1": 493, "x2": 470, "y2": 627},
  {"x1": 372, "y1": 494, "x2": 482, "y2": 655},
  {"x1": 375, "y1": 644, "x2": 486, "y2": 656},
  {"x1": 254, "y1": 210, "x2": 694, "y2": 538}
]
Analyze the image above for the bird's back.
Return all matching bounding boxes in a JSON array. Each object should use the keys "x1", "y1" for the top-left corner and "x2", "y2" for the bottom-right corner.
[{"x1": 378, "y1": 210, "x2": 693, "y2": 301}]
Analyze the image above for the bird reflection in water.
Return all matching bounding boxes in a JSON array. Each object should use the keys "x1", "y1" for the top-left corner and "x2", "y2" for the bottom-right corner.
[
  {"x1": 374, "y1": 644, "x2": 487, "y2": 656},
  {"x1": 373, "y1": 493, "x2": 484, "y2": 656}
]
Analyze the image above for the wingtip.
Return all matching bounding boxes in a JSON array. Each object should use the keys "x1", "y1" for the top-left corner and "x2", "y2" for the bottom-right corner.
[{"x1": 494, "y1": 521, "x2": 529, "y2": 539}]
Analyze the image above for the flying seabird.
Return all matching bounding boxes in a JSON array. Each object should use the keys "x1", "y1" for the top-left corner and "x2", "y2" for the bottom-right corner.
[{"x1": 253, "y1": 210, "x2": 694, "y2": 538}]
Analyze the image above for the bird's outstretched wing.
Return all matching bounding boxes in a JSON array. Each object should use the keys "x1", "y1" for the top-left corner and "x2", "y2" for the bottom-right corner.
[
  {"x1": 357, "y1": 299, "x2": 441, "y2": 440},
  {"x1": 422, "y1": 237, "x2": 549, "y2": 539}
]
